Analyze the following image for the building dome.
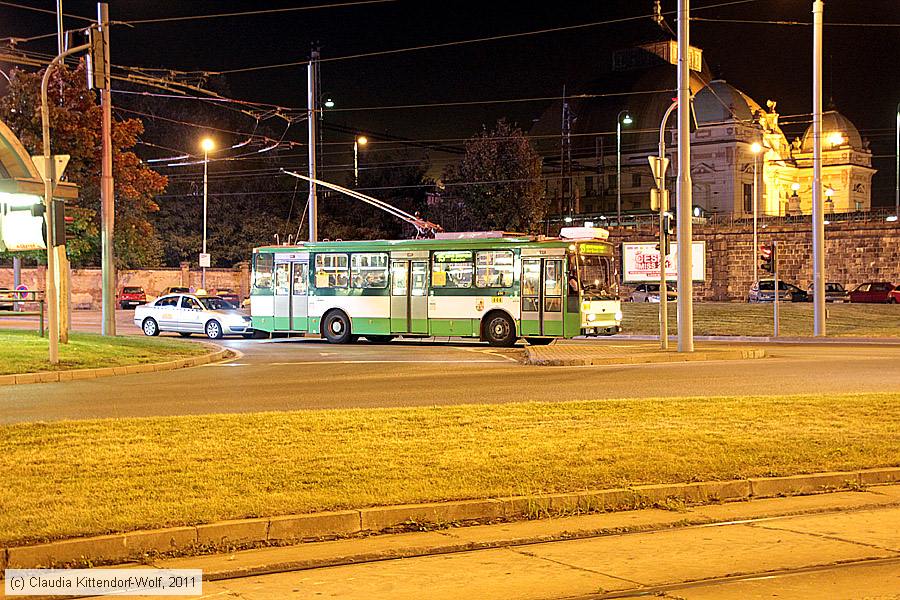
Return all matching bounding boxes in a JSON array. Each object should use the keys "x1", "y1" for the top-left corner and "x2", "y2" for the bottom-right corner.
[
  {"x1": 693, "y1": 80, "x2": 762, "y2": 125},
  {"x1": 800, "y1": 110, "x2": 863, "y2": 151}
]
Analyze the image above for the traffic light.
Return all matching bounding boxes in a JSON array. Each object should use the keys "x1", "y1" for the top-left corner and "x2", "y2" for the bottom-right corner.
[
  {"x1": 759, "y1": 243, "x2": 774, "y2": 274},
  {"x1": 655, "y1": 212, "x2": 674, "y2": 256},
  {"x1": 85, "y1": 25, "x2": 107, "y2": 90}
]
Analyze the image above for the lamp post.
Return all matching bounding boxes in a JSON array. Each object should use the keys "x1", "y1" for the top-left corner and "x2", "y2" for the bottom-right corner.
[
  {"x1": 751, "y1": 142, "x2": 763, "y2": 284},
  {"x1": 616, "y1": 110, "x2": 633, "y2": 224},
  {"x1": 895, "y1": 101, "x2": 899, "y2": 219},
  {"x1": 353, "y1": 135, "x2": 368, "y2": 186},
  {"x1": 201, "y1": 137, "x2": 214, "y2": 290}
]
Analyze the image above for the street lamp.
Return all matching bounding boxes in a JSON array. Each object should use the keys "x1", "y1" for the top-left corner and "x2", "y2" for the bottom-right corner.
[
  {"x1": 616, "y1": 110, "x2": 633, "y2": 223},
  {"x1": 895, "y1": 101, "x2": 899, "y2": 219},
  {"x1": 353, "y1": 135, "x2": 368, "y2": 186},
  {"x1": 750, "y1": 141, "x2": 763, "y2": 284},
  {"x1": 200, "y1": 137, "x2": 215, "y2": 290}
]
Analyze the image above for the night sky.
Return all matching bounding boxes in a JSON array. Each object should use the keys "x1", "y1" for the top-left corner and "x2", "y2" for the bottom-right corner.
[{"x1": 2, "y1": 0, "x2": 898, "y2": 203}]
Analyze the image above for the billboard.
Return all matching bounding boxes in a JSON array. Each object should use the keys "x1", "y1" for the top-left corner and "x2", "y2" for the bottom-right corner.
[
  {"x1": 621, "y1": 241, "x2": 706, "y2": 283},
  {"x1": 0, "y1": 193, "x2": 46, "y2": 252}
]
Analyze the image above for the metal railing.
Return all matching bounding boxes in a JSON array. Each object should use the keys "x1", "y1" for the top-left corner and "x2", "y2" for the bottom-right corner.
[{"x1": 0, "y1": 290, "x2": 46, "y2": 336}]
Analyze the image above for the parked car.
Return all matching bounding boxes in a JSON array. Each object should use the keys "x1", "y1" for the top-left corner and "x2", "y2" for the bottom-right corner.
[
  {"x1": 805, "y1": 282, "x2": 850, "y2": 303},
  {"x1": 890, "y1": 287, "x2": 900, "y2": 304},
  {"x1": 160, "y1": 286, "x2": 190, "y2": 296},
  {"x1": 749, "y1": 279, "x2": 793, "y2": 303},
  {"x1": 134, "y1": 293, "x2": 253, "y2": 339},
  {"x1": 629, "y1": 283, "x2": 677, "y2": 303},
  {"x1": 780, "y1": 282, "x2": 808, "y2": 303},
  {"x1": 213, "y1": 288, "x2": 241, "y2": 305},
  {"x1": 117, "y1": 286, "x2": 147, "y2": 309},
  {"x1": 849, "y1": 282, "x2": 897, "y2": 304}
]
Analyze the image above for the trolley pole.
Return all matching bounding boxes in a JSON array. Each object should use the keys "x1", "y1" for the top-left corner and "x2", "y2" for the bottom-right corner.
[
  {"x1": 307, "y1": 49, "x2": 319, "y2": 242},
  {"x1": 676, "y1": 0, "x2": 694, "y2": 352}
]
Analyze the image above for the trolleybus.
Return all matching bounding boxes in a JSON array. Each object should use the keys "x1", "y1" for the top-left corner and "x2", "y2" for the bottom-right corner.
[{"x1": 248, "y1": 228, "x2": 621, "y2": 346}]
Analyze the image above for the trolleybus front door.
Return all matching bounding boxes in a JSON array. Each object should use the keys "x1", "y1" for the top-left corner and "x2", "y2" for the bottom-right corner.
[
  {"x1": 520, "y1": 258, "x2": 564, "y2": 337},
  {"x1": 290, "y1": 261, "x2": 308, "y2": 331},
  {"x1": 391, "y1": 260, "x2": 428, "y2": 335}
]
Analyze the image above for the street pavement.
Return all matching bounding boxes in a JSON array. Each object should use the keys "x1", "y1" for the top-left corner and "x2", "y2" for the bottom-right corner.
[
  {"x1": 2, "y1": 310, "x2": 900, "y2": 423},
  {"x1": 134, "y1": 487, "x2": 900, "y2": 599}
]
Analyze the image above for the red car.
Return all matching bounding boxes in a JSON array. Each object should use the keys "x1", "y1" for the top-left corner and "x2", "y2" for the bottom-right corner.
[
  {"x1": 213, "y1": 288, "x2": 241, "y2": 306},
  {"x1": 849, "y1": 282, "x2": 896, "y2": 304},
  {"x1": 117, "y1": 286, "x2": 147, "y2": 309},
  {"x1": 890, "y1": 287, "x2": 900, "y2": 304}
]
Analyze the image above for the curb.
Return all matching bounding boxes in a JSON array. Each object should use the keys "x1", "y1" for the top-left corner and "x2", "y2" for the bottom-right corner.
[
  {"x1": 0, "y1": 342, "x2": 233, "y2": 387},
  {"x1": 613, "y1": 334, "x2": 900, "y2": 345},
  {"x1": 2, "y1": 467, "x2": 897, "y2": 571},
  {"x1": 524, "y1": 347, "x2": 766, "y2": 366}
]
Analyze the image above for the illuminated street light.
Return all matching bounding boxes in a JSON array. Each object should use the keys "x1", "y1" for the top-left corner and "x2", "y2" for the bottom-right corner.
[
  {"x1": 354, "y1": 135, "x2": 368, "y2": 186},
  {"x1": 200, "y1": 137, "x2": 215, "y2": 289},
  {"x1": 616, "y1": 109, "x2": 633, "y2": 223},
  {"x1": 828, "y1": 131, "x2": 844, "y2": 147},
  {"x1": 324, "y1": 98, "x2": 335, "y2": 108}
]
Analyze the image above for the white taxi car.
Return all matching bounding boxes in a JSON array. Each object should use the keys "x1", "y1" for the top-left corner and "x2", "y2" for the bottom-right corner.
[{"x1": 134, "y1": 293, "x2": 252, "y2": 339}]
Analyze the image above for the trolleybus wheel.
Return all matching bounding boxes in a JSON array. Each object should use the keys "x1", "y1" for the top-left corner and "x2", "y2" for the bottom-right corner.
[
  {"x1": 322, "y1": 310, "x2": 352, "y2": 344},
  {"x1": 484, "y1": 312, "x2": 516, "y2": 347}
]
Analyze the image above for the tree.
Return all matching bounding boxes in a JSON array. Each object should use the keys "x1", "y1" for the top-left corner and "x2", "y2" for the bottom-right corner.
[
  {"x1": 443, "y1": 119, "x2": 547, "y2": 234},
  {"x1": 0, "y1": 63, "x2": 167, "y2": 267}
]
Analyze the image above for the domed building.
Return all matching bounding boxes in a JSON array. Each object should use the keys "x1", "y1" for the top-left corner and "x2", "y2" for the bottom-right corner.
[{"x1": 531, "y1": 7, "x2": 876, "y2": 220}]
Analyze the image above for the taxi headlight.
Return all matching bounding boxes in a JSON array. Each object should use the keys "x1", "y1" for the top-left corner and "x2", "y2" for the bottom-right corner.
[
  {"x1": 614, "y1": 310, "x2": 623, "y2": 321},
  {"x1": 587, "y1": 313, "x2": 597, "y2": 322}
]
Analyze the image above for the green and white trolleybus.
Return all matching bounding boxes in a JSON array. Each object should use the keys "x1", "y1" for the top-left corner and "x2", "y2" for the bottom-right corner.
[{"x1": 248, "y1": 228, "x2": 622, "y2": 347}]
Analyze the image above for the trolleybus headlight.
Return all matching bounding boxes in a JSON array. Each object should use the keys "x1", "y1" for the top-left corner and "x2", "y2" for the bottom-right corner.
[
  {"x1": 614, "y1": 310, "x2": 623, "y2": 321},
  {"x1": 587, "y1": 313, "x2": 597, "y2": 322}
]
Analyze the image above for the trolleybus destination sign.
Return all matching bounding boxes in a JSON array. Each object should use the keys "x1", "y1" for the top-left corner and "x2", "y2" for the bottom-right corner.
[{"x1": 621, "y1": 241, "x2": 706, "y2": 283}]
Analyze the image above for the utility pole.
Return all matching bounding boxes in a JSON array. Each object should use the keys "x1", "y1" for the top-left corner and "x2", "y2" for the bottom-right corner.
[
  {"x1": 307, "y1": 49, "x2": 319, "y2": 242},
  {"x1": 811, "y1": 0, "x2": 826, "y2": 336},
  {"x1": 676, "y1": 0, "x2": 694, "y2": 352},
  {"x1": 55, "y1": 0, "x2": 70, "y2": 343},
  {"x1": 97, "y1": 2, "x2": 115, "y2": 336},
  {"x1": 894, "y1": 101, "x2": 899, "y2": 219}
]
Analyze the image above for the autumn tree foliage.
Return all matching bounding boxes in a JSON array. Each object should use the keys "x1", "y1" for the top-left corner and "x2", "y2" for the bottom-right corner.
[
  {"x1": 443, "y1": 119, "x2": 547, "y2": 234},
  {"x1": 0, "y1": 63, "x2": 167, "y2": 267}
]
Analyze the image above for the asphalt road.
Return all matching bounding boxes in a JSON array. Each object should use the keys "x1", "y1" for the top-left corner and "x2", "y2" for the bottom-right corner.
[{"x1": 2, "y1": 311, "x2": 900, "y2": 423}]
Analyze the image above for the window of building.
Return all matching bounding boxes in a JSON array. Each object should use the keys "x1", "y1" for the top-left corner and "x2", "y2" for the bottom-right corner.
[
  {"x1": 743, "y1": 183, "x2": 753, "y2": 214},
  {"x1": 475, "y1": 250, "x2": 514, "y2": 288},
  {"x1": 252, "y1": 252, "x2": 274, "y2": 292},
  {"x1": 314, "y1": 253, "x2": 349, "y2": 288},
  {"x1": 585, "y1": 176, "x2": 595, "y2": 195},
  {"x1": 431, "y1": 251, "x2": 473, "y2": 288},
  {"x1": 632, "y1": 173, "x2": 642, "y2": 188},
  {"x1": 351, "y1": 253, "x2": 389, "y2": 289},
  {"x1": 608, "y1": 174, "x2": 618, "y2": 192}
]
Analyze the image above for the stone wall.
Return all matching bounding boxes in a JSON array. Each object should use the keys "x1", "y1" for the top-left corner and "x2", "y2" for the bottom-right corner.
[
  {"x1": 607, "y1": 219, "x2": 900, "y2": 301},
  {"x1": 0, "y1": 262, "x2": 249, "y2": 309}
]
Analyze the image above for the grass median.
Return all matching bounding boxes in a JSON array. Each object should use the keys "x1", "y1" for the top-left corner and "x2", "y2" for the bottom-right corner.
[
  {"x1": 0, "y1": 329, "x2": 210, "y2": 375},
  {"x1": 1, "y1": 392, "x2": 898, "y2": 546},
  {"x1": 622, "y1": 302, "x2": 900, "y2": 337}
]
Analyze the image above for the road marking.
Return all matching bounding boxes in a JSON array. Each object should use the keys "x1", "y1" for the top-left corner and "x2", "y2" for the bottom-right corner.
[
  {"x1": 205, "y1": 359, "x2": 512, "y2": 366},
  {"x1": 457, "y1": 347, "x2": 521, "y2": 363}
]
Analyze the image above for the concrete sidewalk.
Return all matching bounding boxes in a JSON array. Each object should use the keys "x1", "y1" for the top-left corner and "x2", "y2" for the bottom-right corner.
[
  {"x1": 106, "y1": 485, "x2": 900, "y2": 600},
  {"x1": 525, "y1": 340, "x2": 766, "y2": 366}
]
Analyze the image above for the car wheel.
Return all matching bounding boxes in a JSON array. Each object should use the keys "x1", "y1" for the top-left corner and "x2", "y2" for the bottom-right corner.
[
  {"x1": 205, "y1": 320, "x2": 223, "y2": 339},
  {"x1": 120, "y1": 302, "x2": 127, "y2": 310},
  {"x1": 890, "y1": 297, "x2": 898, "y2": 304},
  {"x1": 365, "y1": 335, "x2": 395, "y2": 343},
  {"x1": 484, "y1": 312, "x2": 516, "y2": 347},
  {"x1": 178, "y1": 332, "x2": 192, "y2": 338},
  {"x1": 141, "y1": 318, "x2": 159, "y2": 337},
  {"x1": 644, "y1": 297, "x2": 650, "y2": 302},
  {"x1": 322, "y1": 310, "x2": 352, "y2": 344}
]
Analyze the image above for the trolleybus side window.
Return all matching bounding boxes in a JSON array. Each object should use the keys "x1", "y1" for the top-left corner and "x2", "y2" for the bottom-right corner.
[
  {"x1": 252, "y1": 252, "x2": 274, "y2": 292},
  {"x1": 274, "y1": 263, "x2": 290, "y2": 295},
  {"x1": 351, "y1": 253, "x2": 389, "y2": 289},
  {"x1": 391, "y1": 262, "x2": 407, "y2": 295},
  {"x1": 292, "y1": 263, "x2": 308, "y2": 295},
  {"x1": 431, "y1": 251, "x2": 473, "y2": 288},
  {"x1": 315, "y1": 253, "x2": 349, "y2": 288},
  {"x1": 475, "y1": 250, "x2": 514, "y2": 288},
  {"x1": 411, "y1": 262, "x2": 428, "y2": 296}
]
